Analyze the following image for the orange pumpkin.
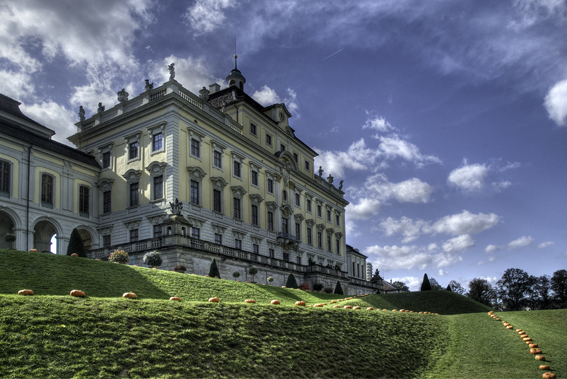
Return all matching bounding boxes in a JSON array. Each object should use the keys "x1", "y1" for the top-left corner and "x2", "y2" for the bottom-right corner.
[
  {"x1": 530, "y1": 344, "x2": 539, "y2": 348},
  {"x1": 542, "y1": 373, "x2": 556, "y2": 379},
  {"x1": 531, "y1": 348, "x2": 543, "y2": 354},
  {"x1": 535, "y1": 355, "x2": 546, "y2": 361},
  {"x1": 281, "y1": 286, "x2": 286, "y2": 288},
  {"x1": 521, "y1": 334, "x2": 529, "y2": 338},
  {"x1": 539, "y1": 365, "x2": 550, "y2": 370},
  {"x1": 333, "y1": 305, "x2": 341, "y2": 308},
  {"x1": 122, "y1": 292, "x2": 137, "y2": 299},
  {"x1": 523, "y1": 337, "x2": 532, "y2": 341},
  {"x1": 70, "y1": 253, "x2": 78, "y2": 257},
  {"x1": 488, "y1": 311, "x2": 494, "y2": 315},
  {"x1": 17, "y1": 289, "x2": 34, "y2": 296},
  {"x1": 29, "y1": 249, "x2": 38, "y2": 252},
  {"x1": 70, "y1": 290, "x2": 85, "y2": 297},
  {"x1": 169, "y1": 297, "x2": 181, "y2": 301},
  {"x1": 270, "y1": 300, "x2": 281, "y2": 305},
  {"x1": 244, "y1": 299, "x2": 256, "y2": 303},
  {"x1": 353, "y1": 306, "x2": 361, "y2": 310},
  {"x1": 367, "y1": 307, "x2": 374, "y2": 310},
  {"x1": 295, "y1": 301, "x2": 306, "y2": 306},
  {"x1": 95, "y1": 259, "x2": 101, "y2": 261},
  {"x1": 506, "y1": 325, "x2": 513, "y2": 329},
  {"x1": 209, "y1": 297, "x2": 219, "y2": 302},
  {"x1": 314, "y1": 303, "x2": 324, "y2": 307},
  {"x1": 344, "y1": 305, "x2": 352, "y2": 309},
  {"x1": 516, "y1": 329, "x2": 523, "y2": 332}
]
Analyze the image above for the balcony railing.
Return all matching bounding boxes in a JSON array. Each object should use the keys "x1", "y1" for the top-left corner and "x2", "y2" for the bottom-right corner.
[{"x1": 87, "y1": 235, "x2": 348, "y2": 279}]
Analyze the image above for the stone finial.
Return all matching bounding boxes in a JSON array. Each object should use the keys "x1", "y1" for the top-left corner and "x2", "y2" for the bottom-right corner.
[
  {"x1": 339, "y1": 180, "x2": 344, "y2": 191},
  {"x1": 318, "y1": 166, "x2": 323, "y2": 178},
  {"x1": 199, "y1": 86, "x2": 210, "y2": 101},
  {"x1": 169, "y1": 198, "x2": 183, "y2": 215},
  {"x1": 145, "y1": 79, "x2": 154, "y2": 92},
  {"x1": 78, "y1": 106, "x2": 85, "y2": 122},
  {"x1": 97, "y1": 103, "x2": 105, "y2": 114},
  {"x1": 117, "y1": 89, "x2": 129, "y2": 103},
  {"x1": 327, "y1": 174, "x2": 334, "y2": 184},
  {"x1": 168, "y1": 63, "x2": 175, "y2": 80}
]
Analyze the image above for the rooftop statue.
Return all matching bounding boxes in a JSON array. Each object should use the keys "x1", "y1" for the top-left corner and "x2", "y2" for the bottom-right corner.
[
  {"x1": 169, "y1": 198, "x2": 183, "y2": 215},
  {"x1": 78, "y1": 105, "x2": 85, "y2": 122},
  {"x1": 168, "y1": 63, "x2": 175, "y2": 80},
  {"x1": 117, "y1": 89, "x2": 129, "y2": 103},
  {"x1": 145, "y1": 79, "x2": 154, "y2": 91},
  {"x1": 97, "y1": 103, "x2": 105, "y2": 113},
  {"x1": 339, "y1": 180, "x2": 344, "y2": 191}
]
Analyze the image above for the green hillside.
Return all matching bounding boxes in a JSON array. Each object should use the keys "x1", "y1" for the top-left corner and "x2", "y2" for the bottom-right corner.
[{"x1": 1, "y1": 249, "x2": 565, "y2": 378}]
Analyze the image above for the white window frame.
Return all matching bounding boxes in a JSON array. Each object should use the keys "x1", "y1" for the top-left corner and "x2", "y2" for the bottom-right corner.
[
  {"x1": 146, "y1": 161, "x2": 166, "y2": 202},
  {"x1": 188, "y1": 128, "x2": 205, "y2": 161},
  {"x1": 148, "y1": 122, "x2": 166, "y2": 155},
  {"x1": 98, "y1": 142, "x2": 114, "y2": 171},
  {"x1": 232, "y1": 152, "x2": 244, "y2": 180},
  {"x1": 211, "y1": 141, "x2": 226, "y2": 171},
  {"x1": 124, "y1": 133, "x2": 141, "y2": 163},
  {"x1": 250, "y1": 163, "x2": 260, "y2": 188}
]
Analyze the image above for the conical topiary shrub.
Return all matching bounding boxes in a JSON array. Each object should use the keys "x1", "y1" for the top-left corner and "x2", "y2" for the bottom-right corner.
[
  {"x1": 286, "y1": 273, "x2": 298, "y2": 289},
  {"x1": 143, "y1": 251, "x2": 162, "y2": 268},
  {"x1": 334, "y1": 280, "x2": 344, "y2": 295},
  {"x1": 446, "y1": 284, "x2": 452, "y2": 291},
  {"x1": 421, "y1": 273, "x2": 432, "y2": 291},
  {"x1": 208, "y1": 258, "x2": 221, "y2": 278},
  {"x1": 67, "y1": 228, "x2": 87, "y2": 257}
]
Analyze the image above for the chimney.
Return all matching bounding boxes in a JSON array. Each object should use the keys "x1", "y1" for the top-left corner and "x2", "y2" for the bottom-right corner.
[{"x1": 209, "y1": 83, "x2": 220, "y2": 94}]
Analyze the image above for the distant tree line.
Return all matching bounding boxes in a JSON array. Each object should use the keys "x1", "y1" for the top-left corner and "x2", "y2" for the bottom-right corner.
[{"x1": 391, "y1": 269, "x2": 567, "y2": 311}]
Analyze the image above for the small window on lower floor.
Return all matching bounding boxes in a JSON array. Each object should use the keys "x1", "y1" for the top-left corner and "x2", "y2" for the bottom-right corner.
[
  {"x1": 103, "y1": 235, "x2": 111, "y2": 248},
  {"x1": 269, "y1": 248, "x2": 275, "y2": 258},
  {"x1": 215, "y1": 234, "x2": 222, "y2": 245},
  {"x1": 283, "y1": 252, "x2": 289, "y2": 262},
  {"x1": 153, "y1": 225, "x2": 162, "y2": 238},
  {"x1": 191, "y1": 227, "x2": 200, "y2": 239},
  {"x1": 253, "y1": 244, "x2": 259, "y2": 254},
  {"x1": 235, "y1": 239, "x2": 242, "y2": 249},
  {"x1": 130, "y1": 229, "x2": 139, "y2": 242},
  {"x1": 296, "y1": 256, "x2": 301, "y2": 265}
]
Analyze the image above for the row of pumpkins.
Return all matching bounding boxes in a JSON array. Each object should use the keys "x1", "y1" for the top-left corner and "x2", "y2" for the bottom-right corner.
[
  {"x1": 17, "y1": 289, "x2": 438, "y2": 315},
  {"x1": 488, "y1": 311, "x2": 556, "y2": 379}
]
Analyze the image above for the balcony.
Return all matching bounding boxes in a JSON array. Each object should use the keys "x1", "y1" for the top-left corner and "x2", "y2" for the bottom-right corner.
[{"x1": 87, "y1": 235, "x2": 347, "y2": 279}]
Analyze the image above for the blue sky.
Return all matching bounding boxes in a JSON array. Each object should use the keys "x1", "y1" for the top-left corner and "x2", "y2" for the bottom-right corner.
[{"x1": 2, "y1": 0, "x2": 566, "y2": 290}]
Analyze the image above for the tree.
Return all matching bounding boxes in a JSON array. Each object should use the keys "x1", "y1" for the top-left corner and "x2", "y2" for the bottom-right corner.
[
  {"x1": 532, "y1": 275, "x2": 553, "y2": 310},
  {"x1": 232, "y1": 271, "x2": 240, "y2": 281},
  {"x1": 551, "y1": 269, "x2": 567, "y2": 306},
  {"x1": 447, "y1": 280, "x2": 466, "y2": 295},
  {"x1": 391, "y1": 281, "x2": 409, "y2": 292},
  {"x1": 208, "y1": 258, "x2": 221, "y2": 278},
  {"x1": 467, "y1": 278, "x2": 495, "y2": 307},
  {"x1": 248, "y1": 266, "x2": 258, "y2": 282},
  {"x1": 66, "y1": 228, "x2": 87, "y2": 257},
  {"x1": 286, "y1": 273, "x2": 298, "y2": 289},
  {"x1": 334, "y1": 280, "x2": 344, "y2": 295},
  {"x1": 496, "y1": 268, "x2": 531, "y2": 311},
  {"x1": 446, "y1": 284, "x2": 452, "y2": 292},
  {"x1": 143, "y1": 251, "x2": 162, "y2": 267},
  {"x1": 420, "y1": 273, "x2": 432, "y2": 291},
  {"x1": 429, "y1": 277, "x2": 442, "y2": 290}
]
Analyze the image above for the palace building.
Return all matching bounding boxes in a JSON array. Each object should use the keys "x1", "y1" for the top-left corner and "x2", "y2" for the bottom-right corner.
[{"x1": 0, "y1": 58, "x2": 381, "y2": 294}]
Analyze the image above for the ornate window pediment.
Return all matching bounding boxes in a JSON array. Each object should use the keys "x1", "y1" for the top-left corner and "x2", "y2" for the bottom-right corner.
[
  {"x1": 280, "y1": 203, "x2": 293, "y2": 217},
  {"x1": 122, "y1": 169, "x2": 142, "y2": 184},
  {"x1": 231, "y1": 186, "x2": 247, "y2": 199},
  {"x1": 124, "y1": 218, "x2": 142, "y2": 230},
  {"x1": 147, "y1": 214, "x2": 167, "y2": 225},
  {"x1": 232, "y1": 229, "x2": 247, "y2": 240},
  {"x1": 146, "y1": 161, "x2": 166, "y2": 177},
  {"x1": 335, "y1": 232, "x2": 343, "y2": 239},
  {"x1": 249, "y1": 194, "x2": 264, "y2": 205},
  {"x1": 305, "y1": 219, "x2": 315, "y2": 227},
  {"x1": 316, "y1": 223, "x2": 325, "y2": 231},
  {"x1": 96, "y1": 178, "x2": 114, "y2": 192},
  {"x1": 251, "y1": 236, "x2": 263, "y2": 245},
  {"x1": 187, "y1": 216, "x2": 206, "y2": 227},
  {"x1": 294, "y1": 214, "x2": 304, "y2": 222},
  {"x1": 187, "y1": 166, "x2": 207, "y2": 181},
  {"x1": 210, "y1": 176, "x2": 228, "y2": 190},
  {"x1": 97, "y1": 225, "x2": 113, "y2": 236},
  {"x1": 266, "y1": 201, "x2": 278, "y2": 212},
  {"x1": 212, "y1": 223, "x2": 226, "y2": 234},
  {"x1": 326, "y1": 228, "x2": 335, "y2": 236}
]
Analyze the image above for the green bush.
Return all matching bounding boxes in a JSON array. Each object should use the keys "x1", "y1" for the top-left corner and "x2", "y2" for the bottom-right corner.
[
  {"x1": 143, "y1": 251, "x2": 162, "y2": 267},
  {"x1": 286, "y1": 273, "x2": 298, "y2": 289},
  {"x1": 313, "y1": 282, "x2": 324, "y2": 291},
  {"x1": 323, "y1": 286, "x2": 333, "y2": 293},
  {"x1": 108, "y1": 250, "x2": 129, "y2": 264},
  {"x1": 232, "y1": 271, "x2": 241, "y2": 280},
  {"x1": 208, "y1": 258, "x2": 221, "y2": 278},
  {"x1": 267, "y1": 276, "x2": 274, "y2": 285},
  {"x1": 334, "y1": 280, "x2": 344, "y2": 295},
  {"x1": 66, "y1": 228, "x2": 87, "y2": 257},
  {"x1": 248, "y1": 266, "x2": 258, "y2": 282},
  {"x1": 421, "y1": 273, "x2": 432, "y2": 291}
]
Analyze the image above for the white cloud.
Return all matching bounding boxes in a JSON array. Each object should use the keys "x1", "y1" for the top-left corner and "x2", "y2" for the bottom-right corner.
[
  {"x1": 442, "y1": 234, "x2": 475, "y2": 254},
  {"x1": 537, "y1": 241, "x2": 554, "y2": 249},
  {"x1": 251, "y1": 86, "x2": 299, "y2": 117},
  {"x1": 150, "y1": 55, "x2": 224, "y2": 95},
  {"x1": 314, "y1": 138, "x2": 378, "y2": 177},
  {"x1": 485, "y1": 244, "x2": 499, "y2": 253},
  {"x1": 185, "y1": 0, "x2": 235, "y2": 36},
  {"x1": 544, "y1": 78, "x2": 567, "y2": 126},
  {"x1": 345, "y1": 220, "x2": 361, "y2": 238},
  {"x1": 438, "y1": 269, "x2": 448, "y2": 276},
  {"x1": 379, "y1": 210, "x2": 500, "y2": 242},
  {"x1": 388, "y1": 276, "x2": 421, "y2": 291},
  {"x1": 507, "y1": 235, "x2": 534, "y2": 250},
  {"x1": 363, "y1": 115, "x2": 394, "y2": 132},
  {"x1": 20, "y1": 102, "x2": 77, "y2": 145},
  {"x1": 375, "y1": 134, "x2": 441, "y2": 167},
  {"x1": 448, "y1": 162, "x2": 488, "y2": 191},
  {"x1": 346, "y1": 198, "x2": 381, "y2": 220}
]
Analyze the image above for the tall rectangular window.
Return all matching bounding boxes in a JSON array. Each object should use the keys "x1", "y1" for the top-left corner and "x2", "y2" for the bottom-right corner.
[
  {"x1": 295, "y1": 223, "x2": 300, "y2": 239},
  {"x1": 102, "y1": 152, "x2": 110, "y2": 169},
  {"x1": 79, "y1": 186, "x2": 89, "y2": 216},
  {"x1": 130, "y1": 182, "x2": 139, "y2": 207},
  {"x1": 327, "y1": 209, "x2": 331, "y2": 222},
  {"x1": 253, "y1": 244, "x2": 259, "y2": 254},
  {"x1": 191, "y1": 227, "x2": 200, "y2": 239},
  {"x1": 268, "y1": 211, "x2": 274, "y2": 231},
  {"x1": 153, "y1": 225, "x2": 162, "y2": 238},
  {"x1": 213, "y1": 150, "x2": 222, "y2": 168},
  {"x1": 269, "y1": 248, "x2": 275, "y2": 258},
  {"x1": 191, "y1": 139, "x2": 200, "y2": 157},
  {"x1": 0, "y1": 160, "x2": 10, "y2": 197},
  {"x1": 267, "y1": 178, "x2": 273, "y2": 193},
  {"x1": 336, "y1": 239, "x2": 340, "y2": 255},
  {"x1": 233, "y1": 161, "x2": 241, "y2": 178},
  {"x1": 307, "y1": 199, "x2": 312, "y2": 212},
  {"x1": 336, "y1": 214, "x2": 340, "y2": 226},
  {"x1": 103, "y1": 190, "x2": 111, "y2": 214},
  {"x1": 153, "y1": 175, "x2": 163, "y2": 200},
  {"x1": 265, "y1": 134, "x2": 272, "y2": 146},
  {"x1": 283, "y1": 252, "x2": 289, "y2": 262},
  {"x1": 305, "y1": 161, "x2": 310, "y2": 171},
  {"x1": 130, "y1": 229, "x2": 139, "y2": 242},
  {"x1": 41, "y1": 174, "x2": 53, "y2": 207},
  {"x1": 327, "y1": 235, "x2": 331, "y2": 252},
  {"x1": 129, "y1": 142, "x2": 139, "y2": 160},
  {"x1": 296, "y1": 256, "x2": 301, "y2": 265},
  {"x1": 215, "y1": 233, "x2": 222, "y2": 245},
  {"x1": 317, "y1": 204, "x2": 322, "y2": 218},
  {"x1": 250, "y1": 123, "x2": 257, "y2": 136},
  {"x1": 307, "y1": 228, "x2": 312, "y2": 244},
  {"x1": 190, "y1": 180, "x2": 199, "y2": 204},
  {"x1": 280, "y1": 144, "x2": 286, "y2": 152},
  {"x1": 235, "y1": 239, "x2": 242, "y2": 249},
  {"x1": 213, "y1": 189, "x2": 222, "y2": 212},
  {"x1": 251, "y1": 205, "x2": 258, "y2": 225},
  {"x1": 317, "y1": 231, "x2": 322, "y2": 248},
  {"x1": 293, "y1": 153, "x2": 298, "y2": 162},
  {"x1": 103, "y1": 235, "x2": 111, "y2": 247},
  {"x1": 233, "y1": 198, "x2": 241, "y2": 219},
  {"x1": 152, "y1": 133, "x2": 163, "y2": 151},
  {"x1": 282, "y1": 218, "x2": 289, "y2": 234},
  {"x1": 295, "y1": 193, "x2": 300, "y2": 207},
  {"x1": 251, "y1": 171, "x2": 258, "y2": 186}
]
